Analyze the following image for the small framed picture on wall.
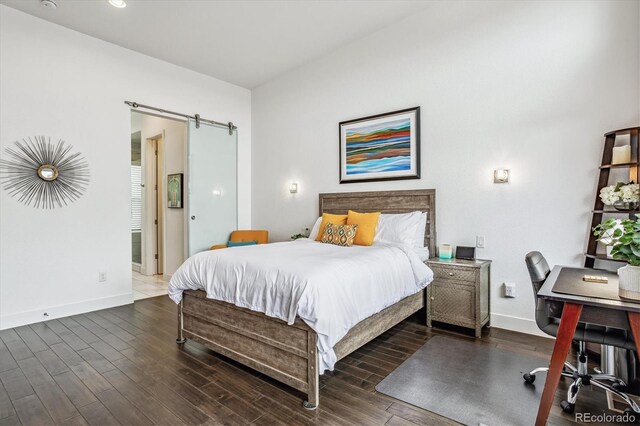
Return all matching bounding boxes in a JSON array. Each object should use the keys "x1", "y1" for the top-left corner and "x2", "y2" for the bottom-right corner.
[
  {"x1": 167, "y1": 173, "x2": 183, "y2": 208},
  {"x1": 339, "y1": 107, "x2": 421, "y2": 183}
]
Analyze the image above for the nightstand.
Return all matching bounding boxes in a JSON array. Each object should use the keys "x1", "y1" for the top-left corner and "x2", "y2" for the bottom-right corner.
[{"x1": 425, "y1": 258, "x2": 491, "y2": 338}]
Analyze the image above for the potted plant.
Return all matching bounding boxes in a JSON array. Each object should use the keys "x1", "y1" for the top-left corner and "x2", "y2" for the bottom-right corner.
[
  {"x1": 599, "y1": 182, "x2": 640, "y2": 211},
  {"x1": 291, "y1": 228, "x2": 310, "y2": 240},
  {"x1": 594, "y1": 218, "x2": 640, "y2": 300}
]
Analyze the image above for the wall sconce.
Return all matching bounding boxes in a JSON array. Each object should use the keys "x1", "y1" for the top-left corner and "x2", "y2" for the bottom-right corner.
[
  {"x1": 493, "y1": 169, "x2": 510, "y2": 184},
  {"x1": 289, "y1": 182, "x2": 298, "y2": 194},
  {"x1": 212, "y1": 188, "x2": 222, "y2": 197}
]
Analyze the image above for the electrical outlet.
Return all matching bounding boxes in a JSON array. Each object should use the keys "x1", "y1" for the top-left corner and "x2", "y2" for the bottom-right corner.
[
  {"x1": 476, "y1": 235, "x2": 485, "y2": 248},
  {"x1": 98, "y1": 272, "x2": 107, "y2": 282},
  {"x1": 504, "y1": 282, "x2": 516, "y2": 298}
]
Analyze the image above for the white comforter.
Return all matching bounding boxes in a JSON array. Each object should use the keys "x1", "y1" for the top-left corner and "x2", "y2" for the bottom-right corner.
[{"x1": 168, "y1": 239, "x2": 433, "y2": 372}]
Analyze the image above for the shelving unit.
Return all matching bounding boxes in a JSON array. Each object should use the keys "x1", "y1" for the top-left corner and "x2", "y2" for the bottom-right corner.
[{"x1": 585, "y1": 127, "x2": 640, "y2": 268}]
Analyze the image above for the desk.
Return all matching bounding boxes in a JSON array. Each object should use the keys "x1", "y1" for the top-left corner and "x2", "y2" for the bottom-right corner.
[{"x1": 536, "y1": 266, "x2": 640, "y2": 425}]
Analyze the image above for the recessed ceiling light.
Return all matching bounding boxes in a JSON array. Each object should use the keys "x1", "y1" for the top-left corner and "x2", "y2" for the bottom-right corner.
[
  {"x1": 41, "y1": 0, "x2": 57, "y2": 9},
  {"x1": 109, "y1": 0, "x2": 127, "y2": 8}
]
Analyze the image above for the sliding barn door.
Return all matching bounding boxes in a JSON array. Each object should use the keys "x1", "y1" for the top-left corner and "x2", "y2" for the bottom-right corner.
[{"x1": 187, "y1": 120, "x2": 237, "y2": 255}]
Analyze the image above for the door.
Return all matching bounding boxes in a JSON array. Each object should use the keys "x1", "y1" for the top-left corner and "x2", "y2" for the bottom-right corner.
[
  {"x1": 187, "y1": 120, "x2": 237, "y2": 255},
  {"x1": 430, "y1": 281, "x2": 476, "y2": 327}
]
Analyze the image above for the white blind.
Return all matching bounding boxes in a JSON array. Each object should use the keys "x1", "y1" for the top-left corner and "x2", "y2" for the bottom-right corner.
[{"x1": 131, "y1": 165, "x2": 142, "y2": 231}]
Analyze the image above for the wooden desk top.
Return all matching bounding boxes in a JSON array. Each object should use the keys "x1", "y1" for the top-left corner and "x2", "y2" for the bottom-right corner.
[{"x1": 539, "y1": 266, "x2": 640, "y2": 313}]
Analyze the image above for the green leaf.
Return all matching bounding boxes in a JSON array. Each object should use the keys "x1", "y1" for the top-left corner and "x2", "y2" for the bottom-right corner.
[{"x1": 630, "y1": 245, "x2": 640, "y2": 258}]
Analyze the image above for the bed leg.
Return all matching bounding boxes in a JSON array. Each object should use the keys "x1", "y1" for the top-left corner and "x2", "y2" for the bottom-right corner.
[
  {"x1": 303, "y1": 333, "x2": 319, "y2": 410},
  {"x1": 176, "y1": 299, "x2": 186, "y2": 344},
  {"x1": 303, "y1": 367, "x2": 319, "y2": 410},
  {"x1": 303, "y1": 400, "x2": 318, "y2": 410}
]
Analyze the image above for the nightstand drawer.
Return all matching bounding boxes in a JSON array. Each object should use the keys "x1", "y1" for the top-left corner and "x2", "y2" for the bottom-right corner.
[{"x1": 432, "y1": 265, "x2": 476, "y2": 283}]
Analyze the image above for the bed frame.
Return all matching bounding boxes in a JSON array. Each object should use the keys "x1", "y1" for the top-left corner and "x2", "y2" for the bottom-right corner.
[{"x1": 176, "y1": 189, "x2": 436, "y2": 409}]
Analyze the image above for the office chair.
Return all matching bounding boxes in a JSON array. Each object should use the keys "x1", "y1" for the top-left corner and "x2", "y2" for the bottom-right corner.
[{"x1": 524, "y1": 251, "x2": 640, "y2": 415}]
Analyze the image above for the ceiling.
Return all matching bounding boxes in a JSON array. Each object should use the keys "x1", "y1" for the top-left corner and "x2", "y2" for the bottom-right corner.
[{"x1": 0, "y1": 0, "x2": 429, "y2": 89}]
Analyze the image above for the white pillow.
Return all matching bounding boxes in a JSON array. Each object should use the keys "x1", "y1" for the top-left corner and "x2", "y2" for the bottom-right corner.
[
  {"x1": 308, "y1": 217, "x2": 322, "y2": 240},
  {"x1": 374, "y1": 211, "x2": 423, "y2": 247},
  {"x1": 415, "y1": 212, "x2": 428, "y2": 248},
  {"x1": 412, "y1": 246, "x2": 430, "y2": 262}
]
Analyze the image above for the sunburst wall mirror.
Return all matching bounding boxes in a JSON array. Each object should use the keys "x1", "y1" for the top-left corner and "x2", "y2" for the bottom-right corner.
[{"x1": 0, "y1": 136, "x2": 90, "y2": 209}]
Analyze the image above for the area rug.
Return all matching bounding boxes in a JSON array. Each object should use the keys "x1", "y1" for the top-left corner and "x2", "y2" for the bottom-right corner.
[{"x1": 375, "y1": 335, "x2": 547, "y2": 425}]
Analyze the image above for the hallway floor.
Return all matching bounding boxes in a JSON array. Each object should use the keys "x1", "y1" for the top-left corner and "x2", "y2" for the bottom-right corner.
[{"x1": 132, "y1": 272, "x2": 169, "y2": 300}]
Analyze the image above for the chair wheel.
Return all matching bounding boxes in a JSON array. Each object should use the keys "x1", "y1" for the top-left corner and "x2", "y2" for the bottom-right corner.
[
  {"x1": 561, "y1": 401, "x2": 575, "y2": 414},
  {"x1": 523, "y1": 373, "x2": 536, "y2": 384}
]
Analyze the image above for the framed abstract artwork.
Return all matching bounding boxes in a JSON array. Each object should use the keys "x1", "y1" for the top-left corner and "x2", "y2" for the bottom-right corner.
[
  {"x1": 339, "y1": 107, "x2": 420, "y2": 183},
  {"x1": 167, "y1": 173, "x2": 183, "y2": 208}
]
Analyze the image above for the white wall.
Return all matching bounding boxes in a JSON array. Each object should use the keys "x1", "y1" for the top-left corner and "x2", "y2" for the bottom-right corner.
[
  {"x1": 252, "y1": 1, "x2": 640, "y2": 335},
  {"x1": 131, "y1": 112, "x2": 187, "y2": 277},
  {"x1": 0, "y1": 6, "x2": 252, "y2": 329}
]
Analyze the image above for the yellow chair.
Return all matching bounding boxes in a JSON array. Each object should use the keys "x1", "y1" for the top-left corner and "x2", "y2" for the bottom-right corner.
[{"x1": 210, "y1": 230, "x2": 269, "y2": 250}]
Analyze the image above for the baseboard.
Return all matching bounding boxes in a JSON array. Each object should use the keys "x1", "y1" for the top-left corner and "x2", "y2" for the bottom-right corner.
[
  {"x1": 490, "y1": 313, "x2": 551, "y2": 338},
  {"x1": 0, "y1": 292, "x2": 134, "y2": 330}
]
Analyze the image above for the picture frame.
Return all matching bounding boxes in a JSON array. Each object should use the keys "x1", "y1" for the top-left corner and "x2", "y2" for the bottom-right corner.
[
  {"x1": 167, "y1": 173, "x2": 183, "y2": 208},
  {"x1": 339, "y1": 107, "x2": 420, "y2": 183}
]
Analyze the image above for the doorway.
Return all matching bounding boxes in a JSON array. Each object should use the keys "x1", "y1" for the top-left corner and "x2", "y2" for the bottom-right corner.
[{"x1": 130, "y1": 111, "x2": 187, "y2": 300}]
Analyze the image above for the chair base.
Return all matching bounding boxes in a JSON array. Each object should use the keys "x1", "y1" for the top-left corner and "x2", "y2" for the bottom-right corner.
[{"x1": 524, "y1": 342, "x2": 640, "y2": 415}]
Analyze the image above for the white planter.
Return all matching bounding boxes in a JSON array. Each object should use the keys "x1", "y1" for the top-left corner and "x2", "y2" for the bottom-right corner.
[{"x1": 618, "y1": 264, "x2": 640, "y2": 300}]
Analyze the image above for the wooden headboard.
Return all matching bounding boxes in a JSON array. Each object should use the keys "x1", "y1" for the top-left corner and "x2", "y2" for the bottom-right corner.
[{"x1": 318, "y1": 189, "x2": 436, "y2": 256}]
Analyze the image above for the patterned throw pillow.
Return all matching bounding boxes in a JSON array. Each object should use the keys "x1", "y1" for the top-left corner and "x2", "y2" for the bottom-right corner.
[{"x1": 321, "y1": 223, "x2": 359, "y2": 247}]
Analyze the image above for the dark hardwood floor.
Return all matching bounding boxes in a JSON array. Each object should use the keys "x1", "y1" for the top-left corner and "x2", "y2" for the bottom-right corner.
[{"x1": 0, "y1": 296, "x2": 628, "y2": 425}]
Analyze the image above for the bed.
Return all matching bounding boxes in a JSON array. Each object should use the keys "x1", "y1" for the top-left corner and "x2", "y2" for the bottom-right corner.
[{"x1": 171, "y1": 189, "x2": 436, "y2": 409}]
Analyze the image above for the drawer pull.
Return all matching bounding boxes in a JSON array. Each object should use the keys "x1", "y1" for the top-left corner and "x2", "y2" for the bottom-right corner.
[
  {"x1": 430, "y1": 297, "x2": 435, "y2": 300},
  {"x1": 448, "y1": 272, "x2": 454, "y2": 276}
]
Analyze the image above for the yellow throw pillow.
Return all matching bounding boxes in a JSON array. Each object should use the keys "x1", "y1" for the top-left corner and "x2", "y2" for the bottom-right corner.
[
  {"x1": 321, "y1": 223, "x2": 358, "y2": 247},
  {"x1": 316, "y1": 213, "x2": 348, "y2": 241},
  {"x1": 347, "y1": 210, "x2": 381, "y2": 246}
]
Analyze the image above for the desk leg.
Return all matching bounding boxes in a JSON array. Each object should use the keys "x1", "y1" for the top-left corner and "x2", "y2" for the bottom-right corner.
[
  {"x1": 627, "y1": 312, "x2": 640, "y2": 354},
  {"x1": 535, "y1": 302, "x2": 582, "y2": 426}
]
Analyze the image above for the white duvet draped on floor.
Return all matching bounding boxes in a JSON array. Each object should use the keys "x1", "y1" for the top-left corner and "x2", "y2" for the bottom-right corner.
[{"x1": 168, "y1": 239, "x2": 433, "y2": 372}]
